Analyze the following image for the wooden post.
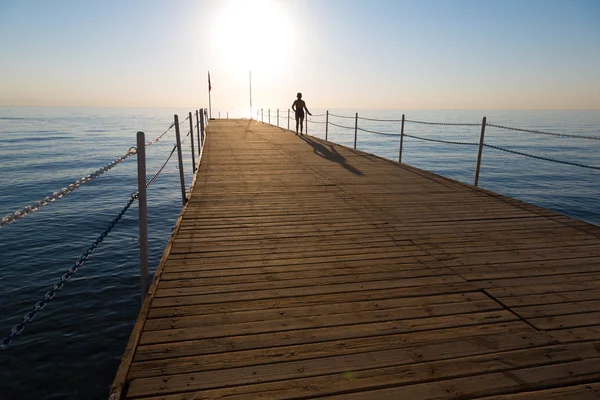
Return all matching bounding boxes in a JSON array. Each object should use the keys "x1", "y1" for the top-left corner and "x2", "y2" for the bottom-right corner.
[
  {"x1": 136, "y1": 131, "x2": 149, "y2": 303},
  {"x1": 287, "y1": 109, "x2": 290, "y2": 130},
  {"x1": 173, "y1": 115, "x2": 187, "y2": 205},
  {"x1": 268, "y1": 109, "x2": 271, "y2": 125},
  {"x1": 325, "y1": 110, "x2": 329, "y2": 141},
  {"x1": 306, "y1": 115, "x2": 308, "y2": 135},
  {"x1": 199, "y1": 108, "x2": 205, "y2": 146},
  {"x1": 474, "y1": 116, "x2": 487, "y2": 187},
  {"x1": 219, "y1": 111, "x2": 221, "y2": 119},
  {"x1": 277, "y1": 108, "x2": 279, "y2": 127},
  {"x1": 188, "y1": 112, "x2": 196, "y2": 172},
  {"x1": 354, "y1": 112, "x2": 358, "y2": 149},
  {"x1": 261, "y1": 108, "x2": 263, "y2": 122},
  {"x1": 399, "y1": 114, "x2": 405, "y2": 163}
]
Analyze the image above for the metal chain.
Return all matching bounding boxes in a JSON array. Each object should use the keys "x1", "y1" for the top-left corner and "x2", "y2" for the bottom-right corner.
[
  {"x1": 486, "y1": 123, "x2": 600, "y2": 141},
  {"x1": 329, "y1": 121, "x2": 355, "y2": 130},
  {"x1": 358, "y1": 116, "x2": 404, "y2": 122},
  {"x1": 178, "y1": 115, "x2": 190, "y2": 126},
  {"x1": 483, "y1": 144, "x2": 600, "y2": 170},
  {"x1": 0, "y1": 193, "x2": 139, "y2": 350},
  {"x1": 0, "y1": 148, "x2": 137, "y2": 228},
  {"x1": 404, "y1": 119, "x2": 480, "y2": 127},
  {"x1": 145, "y1": 122, "x2": 175, "y2": 146},
  {"x1": 404, "y1": 133, "x2": 479, "y2": 146},
  {"x1": 357, "y1": 127, "x2": 401, "y2": 137},
  {"x1": 328, "y1": 113, "x2": 355, "y2": 119},
  {"x1": 146, "y1": 145, "x2": 177, "y2": 188}
]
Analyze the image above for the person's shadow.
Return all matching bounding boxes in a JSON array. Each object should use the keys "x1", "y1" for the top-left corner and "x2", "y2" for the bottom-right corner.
[{"x1": 298, "y1": 135, "x2": 364, "y2": 176}]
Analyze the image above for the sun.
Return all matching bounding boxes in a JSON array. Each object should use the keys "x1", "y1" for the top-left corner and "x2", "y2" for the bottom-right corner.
[{"x1": 209, "y1": 0, "x2": 295, "y2": 76}]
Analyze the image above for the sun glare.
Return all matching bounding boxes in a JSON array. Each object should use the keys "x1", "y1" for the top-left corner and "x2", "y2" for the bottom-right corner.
[{"x1": 209, "y1": 0, "x2": 295, "y2": 76}]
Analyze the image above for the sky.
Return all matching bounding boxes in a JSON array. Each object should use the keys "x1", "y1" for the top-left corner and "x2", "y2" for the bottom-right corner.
[{"x1": 0, "y1": 0, "x2": 599, "y2": 111}]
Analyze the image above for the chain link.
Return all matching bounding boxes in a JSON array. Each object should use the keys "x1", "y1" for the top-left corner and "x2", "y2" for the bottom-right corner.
[
  {"x1": 145, "y1": 122, "x2": 175, "y2": 146},
  {"x1": 486, "y1": 123, "x2": 600, "y2": 141},
  {"x1": 357, "y1": 127, "x2": 401, "y2": 137},
  {"x1": 328, "y1": 113, "x2": 355, "y2": 119},
  {"x1": 483, "y1": 144, "x2": 600, "y2": 170},
  {"x1": 358, "y1": 116, "x2": 404, "y2": 122},
  {"x1": 329, "y1": 121, "x2": 355, "y2": 130},
  {"x1": 0, "y1": 193, "x2": 139, "y2": 350},
  {"x1": 404, "y1": 119, "x2": 480, "y2": 127},
  {"x1": 147, "y1": 146, "x2": 177, "y2": 188},
  {"x1": 0, "y1": 148, "x2": 137, "y2": 228},
  {"x1": 404, "y1": 133, "x2": 479, "y2": 146}
]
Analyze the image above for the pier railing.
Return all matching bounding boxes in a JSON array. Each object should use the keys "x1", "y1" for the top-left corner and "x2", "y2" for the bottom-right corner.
[
  {"x1": 256, "y1": 108, "x2": 600, "y2": 187},
  {"x1": 0, "y1": 108, "x2": 208, "y2": 350}
]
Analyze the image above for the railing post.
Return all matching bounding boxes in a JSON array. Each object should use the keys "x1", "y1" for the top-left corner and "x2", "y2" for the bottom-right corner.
[
  {"x1": 173, "y1": 114, "x2": 187, "y2": 205},
  {"x1": 474, "y1": 116, "x2": 487, "y2": 187},
  {"x1": 195, "y1": 110, "x2": 201, "y2": 155},
  {"x1": 188, "y1": 112, "x2": 196, "y2": 172},
  {"x1": 354, "y1": 112, "x2": 358, "y2": 149},
  {"x1": 199, "y1": 108, "x2": 205, "y2": 146},
  {"x1": 268, "y1": 109, "x2": 271, "y2": 125},
  {"x1": 219, "y1": 111, "x2": 221, "y2": 119},
  {"x1": 277, "y1": 108, "x2": 279, "y2": 127},
  {"x1": 287, "y1": 109, "x2": 290, "y2": 130},
  {"x1": 306, "y1": 115, "x2": 309, "y2": 135},
  {"x1": 136, "y1": 131, "x2": 149, "y2": 303},
  {"x1": 261, "y1": 108, "x2": 263, "y2": 122},
  {"x1": 399, "y1": 114, "x2": 405, "y2": 163},
  {"x1": 325, "y1": 110, "x2": 329, "y2": 141}
]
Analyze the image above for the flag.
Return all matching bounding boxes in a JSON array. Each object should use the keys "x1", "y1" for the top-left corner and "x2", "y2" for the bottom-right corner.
[{"x1": 208, "y1": 71, "x2": 212, "y2": 92}]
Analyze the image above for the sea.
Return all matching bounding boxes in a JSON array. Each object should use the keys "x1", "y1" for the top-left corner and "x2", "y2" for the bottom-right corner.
[{"x1": 0, "y1": 106, "x2": 599, "y2": 399}]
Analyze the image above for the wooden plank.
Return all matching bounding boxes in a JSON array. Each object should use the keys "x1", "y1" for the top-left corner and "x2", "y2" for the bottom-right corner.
[{"x1": 113, "y1": 120, "x2": 600, "y2": 399}]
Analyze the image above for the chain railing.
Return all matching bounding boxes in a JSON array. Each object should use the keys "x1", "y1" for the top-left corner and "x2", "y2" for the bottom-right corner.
[
  {"x1": 0, "y1": 148, "x2": 138, "y2": 228},
  {"x1": 0, "y1": 108, "x2": 208, "y2": 350},
  {"x1": 256, "y1": 107, "x2": 599, "y2": 187}
]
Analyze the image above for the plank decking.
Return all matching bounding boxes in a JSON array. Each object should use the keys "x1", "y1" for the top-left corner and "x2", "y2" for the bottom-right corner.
[{"x1": 111, "y1": 119, "x2": 600, "y2": 399}]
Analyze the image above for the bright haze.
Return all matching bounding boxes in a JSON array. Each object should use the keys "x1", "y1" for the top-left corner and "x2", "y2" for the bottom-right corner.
[{"x1": 1, "y1": 0, "x2": 599, "y2": 111}]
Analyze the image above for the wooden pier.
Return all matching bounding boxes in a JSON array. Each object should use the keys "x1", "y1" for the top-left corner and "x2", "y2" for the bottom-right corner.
[{"x1": 111, "y1": 119, "x2": 600, "y2": 399}]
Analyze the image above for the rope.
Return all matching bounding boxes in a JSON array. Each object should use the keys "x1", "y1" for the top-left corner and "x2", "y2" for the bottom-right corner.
[
  {"x1": 0, "y1": 193, "x2": 139, "y2": 350},
  {"x1": 145, "y1": 123, "x2": 175, "y2": 146},
  {"x1": 357, "y1": 127, "x2": 401, "y2": 137},
  {"x1": 483, "y1": 144, "x2": 600, "y2": 170},
  {"x1": 486, "y1": 123, "x2": 600, "y2": 141},
  {"x1": 0, "y1": 148, "x2": 137, "y2": 228},
  {"x1": 404, "y1": 133, "x2": 479, "y2": 146},
  {"x1": 329, "y1": 113, "x2": 355, "y2": 119},
  {"x1": 329, "y1": 121, "x2": 356, "y2": 130},
  {"x1": 404, "y1": 119, "x2": 480, "y2": 127},
  {"x1": 307, "y1": 120, "x2": 327, "y2": 125},
  {"x1": 178, "y1": 115, "x2": 190, "y2": 126}
]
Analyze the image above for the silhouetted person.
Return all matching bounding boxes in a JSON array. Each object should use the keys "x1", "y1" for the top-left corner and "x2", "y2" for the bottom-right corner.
[{"x1": 292, "y1": 92, "x2": 312, "y2": 134}]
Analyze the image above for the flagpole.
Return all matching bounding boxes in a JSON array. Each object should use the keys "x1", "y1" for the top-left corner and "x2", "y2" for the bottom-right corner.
[
  {"x1": 249, "y1": 70, "x2": 252, "y2": 120},
  {"x1": 208, "y1": 71, "x2": 212, "y2": 119}
]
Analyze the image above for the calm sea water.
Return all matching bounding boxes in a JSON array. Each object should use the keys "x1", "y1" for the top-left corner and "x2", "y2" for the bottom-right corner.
[{"x1": 0, "y1": 106, "x2": 599, "y2": 399}]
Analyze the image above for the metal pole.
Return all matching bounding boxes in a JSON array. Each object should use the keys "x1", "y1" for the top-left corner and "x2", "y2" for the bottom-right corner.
[
  {"x1": 227, "y1": 111, "x2": 229, "y2": 119},
  {"x1": 195, "y1": 110, "x2": 201, "y2": 155},
  {"x1": 188, "y1": 112, "x2": 196, "y2": 172},
  {"x1": 354, "y1": 112, "x2": 358, "y2": 149},
  {"x1": 277, "y1": 109, "x2": 279, "y2": 127},
  {"x1": 173, "y1": 115, "x2": 187, "y2": 205},
  {"x1": 219, "y1": 111, "x2": 221, "y2": 119},
  {"x1": 325, "y1": 110, "x2": 329, "y2": 141},
  {"x1": 287, "y1": 109, "x2": 290, "y2": 130},
  {"x1": 474, "y1": 116, "x2": 487, "y2": 187},
  {"x1": 261, "y1": 108, "x2": 263, "y2": 122},
  {"x1": 136, "y1": 131, "x2": 149, "y2": 303},
  {"x1": 249, "y1": 70, "x2": 252, "y2": 119},
  {"x1": 199, "y1": 108, "x2": 205, "y2": 146},
  {"x1": 306, "y1": 115, "x2": 309, "y2": 135},
  {"x1": 268, "y1": 109, "x2": 271, "y2": 125},
  {"x1": 399, "y1": 114, "x2": 405, "y2": 163}
]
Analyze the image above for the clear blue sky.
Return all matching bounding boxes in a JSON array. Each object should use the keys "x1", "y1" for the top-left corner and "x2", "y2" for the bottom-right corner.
[{"x1": 1, "y1": 0, "x2": 599, "y2": 110}]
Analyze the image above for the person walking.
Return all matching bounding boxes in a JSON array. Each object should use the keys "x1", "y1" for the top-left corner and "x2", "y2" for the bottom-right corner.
[{"x1": 291, "y1": 92, "x2": 312, "y2": 135}]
